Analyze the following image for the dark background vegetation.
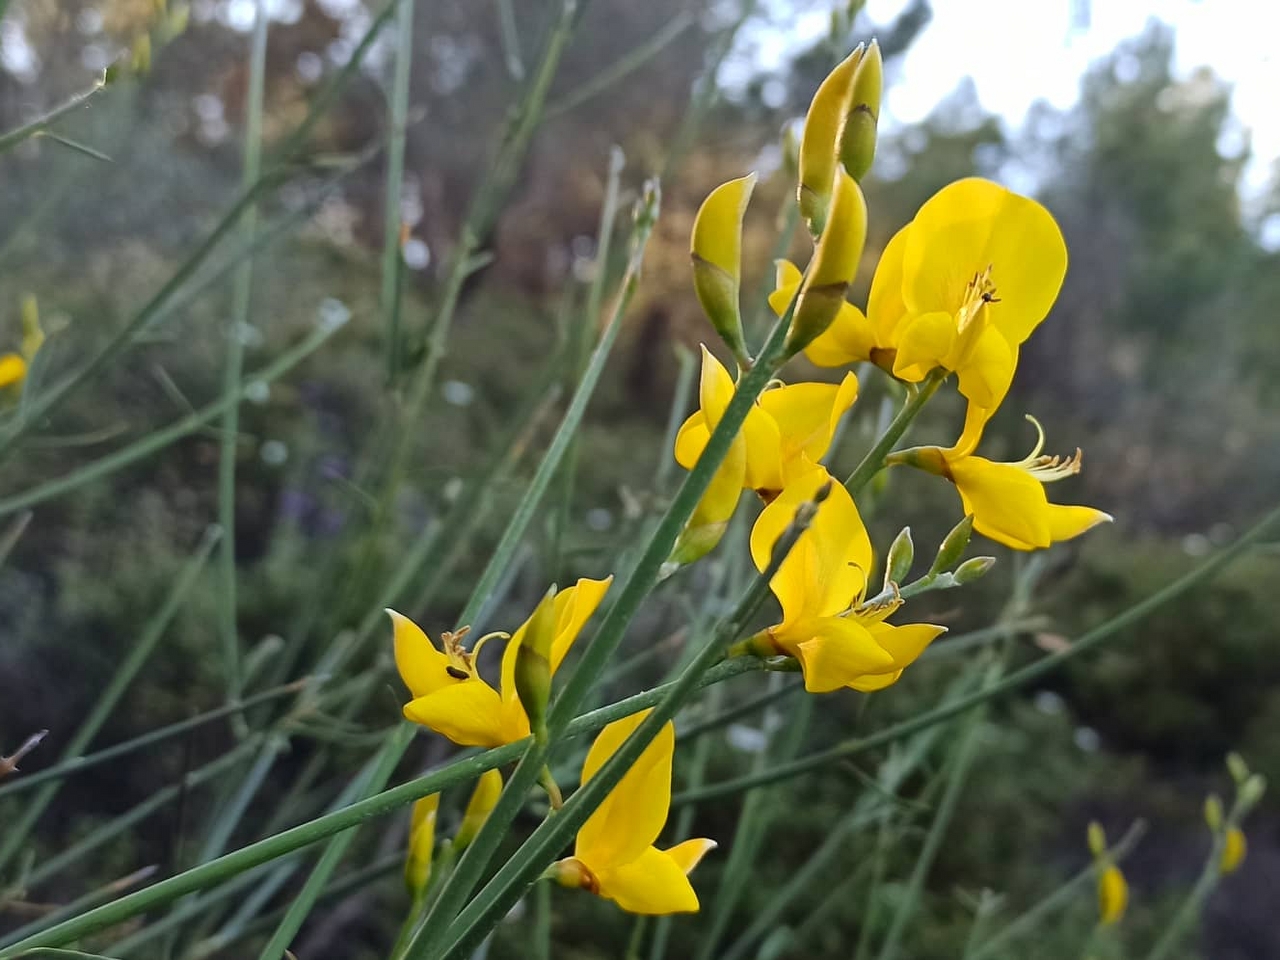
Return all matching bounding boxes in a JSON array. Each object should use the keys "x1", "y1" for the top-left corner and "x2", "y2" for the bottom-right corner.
[{"x1": 1, "y1": 0, "x2": 1278, "y2": 957}]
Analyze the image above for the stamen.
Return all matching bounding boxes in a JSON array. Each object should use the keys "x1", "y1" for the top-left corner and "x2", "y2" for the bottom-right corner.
[
  {"x1": 469, "y1": 630, "x2": 511, "y2": 662},
  {"x1": 956, "y1": 265, "x2": 999, "y2": 333},
  {"x1": 1012, "y1": 416, "x2": 1083, "y2": 482}
]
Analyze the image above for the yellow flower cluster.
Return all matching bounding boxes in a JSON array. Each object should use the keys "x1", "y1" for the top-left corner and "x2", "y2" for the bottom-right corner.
[{"x1": 386, "y1": 40, "x2": 1115, "y2": 921}]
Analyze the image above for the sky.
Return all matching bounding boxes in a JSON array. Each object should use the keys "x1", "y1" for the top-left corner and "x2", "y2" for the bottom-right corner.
[{"x1": 745, "y1": 0, "x2": 1279, "y2": 202}]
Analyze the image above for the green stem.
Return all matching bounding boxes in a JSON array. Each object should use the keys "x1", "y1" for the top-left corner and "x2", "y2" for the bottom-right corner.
[
  {"x1": 493, "y1": 0, "x2": 525, "y2": 80},
  {"x1": 216, "y1": 0, "x2": 269, "y2": 731},
  {"x1": 876, "y1": 661, "x2": 998, "y2": 960},
  {"x1": 0, "y1": 0, "x2": 398, "y2": 458},
  {"x1": 843, "y1": 371, "x2": 946, "y2": 496},
  {"x1": 0, "y1": 680, "x2": 311, "y2": 800},
  {"x1": 427, "y1": 478, "x2": 821, "y2": 960},
  {"x1": 0, "y1": 527, "x2": 219, "y2": 874},
  {"x1": 0, "y1": 658, "x2": 767, "y2": 956},
  {"x1": 0, "y1": 75, "x2": 106, "y2": 153},
  {"x1": 380, "y1": 0, "x2": 415, "y2": 381},
  {"x1": 543, "y1": 11, "x2": 694, "y2": 119},
  {"x1": 967, "y1": 821, "x2": 1147, "y2": 960},
  {"x1": 1144, "y1": 831, "x2": 1227, "y2": 960},
  {"x1": 0, "y1": 319, "x2": 346, "y2": 518},
  {"x1": 674, "y1": 497, "x2": 1280, "y2": 805}
]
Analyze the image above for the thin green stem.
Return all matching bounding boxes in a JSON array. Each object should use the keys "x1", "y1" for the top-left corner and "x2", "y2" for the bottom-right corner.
[
  {"x1": 843, "y1": 371, "x2": 946, "y2": 496},
  {"x1": 675, "y1": 497, "x2": 1280, "y2": 805},
  {"x1": 0, "y1": 527, "x2": 220, "y2": 874},
  {"x1": 0, "y1": 319, "x2": 346, "y2": 518},
  {"x1": 967, "y1": 821, "x2": 1146, "y2": 960},
  {"x1": 876, "y1": 661, "x2": 998, "y2": 960},
  {"x1": 380, "y1": 0, "x2": 415, "y2": 381},
  {"x1": 428, "y1": 479, "x2": 820, "y2": 960},
  {"x1": 0, "y1": 865, "x2": 156, "y2": 949},
  {"x1": 1144, "y1": 831, "x2": 1227, "y2": 960},
  {"x1": 0, "y1": 659, "x2": 768, "y2": 955},
  {"x1": 0, "y1": 74, "x2": 105, "y2": 153},
  {"x1": 0, "y1": 0, "x2": 397, "y2": 457},
  {"x1": 543, "y1": 11, "x2": 695, "y2": 119},
  {"x1": 216, "y1": 0, "x2": 269, "y2": 728}
]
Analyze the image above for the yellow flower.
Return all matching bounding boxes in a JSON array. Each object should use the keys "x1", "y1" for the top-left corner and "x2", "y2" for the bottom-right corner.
[
  {"x1": 0, "y1": 354, "x2": 25, "y2": 390},
  {"x1": 456, "y1": 769, "x2": 503, "y2": 850},
  {"x1": 748, "y1": 462, "x2": 945, "y2": 693},
  {"x1": 799, "y1": 178, "x2": 1067, "y2": 422},
  {"x1": 892, "y1": 417, "x2": 1111, "y2": 551},
  {"x1": 405, "y1": 793, "x2": 439, "y2": 897},
  {"x1": 771, "y1": 258, "x2": 876, "y2": 370},
  {"x1": 691, "y1": 173, "x2": 757, "y2": 363},
  {"x1": 1098, "y1": 863, "x2": 1128, "y2": 925},
  {"x1": 390, "y1": 576, "x2": 611, "y2": 748},
  {"x1": 1220, "y1": 826, "x2": 1247, "y2": 875},
  {"x1": 675, "y1": 346, "x2": 858, "y2": 500},
  {"x1": 552, "y1": 711, "x2": 715, "y2": 914}
]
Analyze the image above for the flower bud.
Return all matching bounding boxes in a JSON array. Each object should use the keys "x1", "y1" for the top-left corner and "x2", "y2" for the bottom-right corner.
[
  {"x1": 953, "y1": 556, "x2": 996, "y2": 585},
  {"x1": 1204, "y1": 794, "x2": 1224, "y2": 831},
  {"x1": 131, "y1": 34, "x2": 152, "y2": 76},
  {"x1": 886, "y1": 445, "x2": 950, "y2": 478},
  {"x1": 1219, "y1": 826, "x2": 1247, "y2": 875},
  {"x1": 839, "y1": 39, "x2": 882, "y2": 181},
  {"x1": 20, "y1": 295, "x2": 43, "y2": 361},
  {"x1": 1087, "y1": 821, "x2": 1107, "y2": 858},
  {"x1": 1098, "y1": 864, "x2": 1128, "y2": 925},
  {"x1": 931, "y1": 514, "x2": 975, "y2": 576},
  {"x1": 691, "y1": 174, "x2": 757, "y2": 364},
  {"x1": 797, "y1": 44, "x2": 863, "y2": 237},
  {"x1": 405, "y1": 794, "x2": 440, "y2": 897},
  {"x1": 1238, "y1": 773, "x2": 1267, "y2": 813},
  {"x1": 455, "y1": 769, "x2": 503, "y2": 850},
  {"x1": 884, "y1": 527, "x2": 914, "y2": 589},
  {"x1": 514, "y1": 586, "x2": 559, "y2": 742},
  {"x1": 1226, "y1": 751, "x2": 1250, "y2": 786},
  {"x1": 784, "y1": 168, "x2": 867, "y2": 356}
]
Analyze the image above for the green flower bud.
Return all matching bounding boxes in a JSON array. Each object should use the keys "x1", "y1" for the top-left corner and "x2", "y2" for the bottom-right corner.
[
  {"x1": 20, "y1": 294, "x2": 43, "y2": 361},
  {"x1": 514, "y1": 586, "x2": 559, "y2": 743},
  {"x1": 691, "y1": 174, "x2": 757, "y2": 365},
  {"x1": 839, "y1": 39, "x2": 882, "y2": 181},
  {"x1": 1204, "y1": 794, "x2": 1224, "y2": 832},
  {"x1": 932, "y1": 515, "x2": 975, "y2": 576},
  {"x1": 884, "y1": 527, "x2": 914, "y2": 590},
  {"x1": 1238, "y1": 773, "x2": 1267, "y2": 813},
  {"x1": 953, "y1": 556, "x2": 996, "y2": 585},
  {"x1": 1087, "y1": 821, "x2": 1107, "y2": 858},
  {"x1": 1226, "y1": 752, "x2": 1250, "y2": 786},
  {"x1": 798, "y1": 44, "x2": 863, "y2": 237},
  {"x1": 784, "y1": 168, "x2": 867, "y2": 356}
]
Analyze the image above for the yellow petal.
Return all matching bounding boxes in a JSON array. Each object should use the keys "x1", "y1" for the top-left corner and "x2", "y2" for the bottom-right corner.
[
  {"x1": 847, "y1": 669, "x2": 903, "y2": 692},
  {"x1": 1098, "y1": 864, "x2": 1128, "y2": 925},
  {"x1": 757, "y1": 373, "x2": 859, "y2": 481},
  {"x1": 594, "y1": 846, "x2": 701, "y2": 915},
  {"x1": 750, "y1": 464, "x2": 870, "y2": 622},
  {"x1": 0, "y1": 353, "x2": 26, "y2": 389},
  {"x1": 950, "y1": 456, "x2": 1053, "y2": 550},
  {"x1": 868, "y1": 621, "x2": 947, "y2": 669},
  {"x1": 798, "y1": 45, "x2": 864, "y2": 234},
  {"x1": 867, "y1": 223, "x2": 911, "y2": 347},
  {"x1": 792, "y1": 616, "x2": 898, "y2": 693},
  {"x1": 767, "y1": 259, "x2": 803, "y2": 318},
  {"x1": 741, "y1": 404, "x2": 784, "y2": 493},
  {"x1": 804, "y1": 301, "x2": 876, "y2": 367},
  {"x1": 403, "y1": 679, "x2": 510, "y2": 748},
  {"x1": 576, "y1": 712, "x2": 674, "y2": 870},
  {"x1": 549, "y1": 576, "x2": 612, "y2": 673},
  {"x1": 954, "y1": 327, "x2": 1016, "y2": 410},
  {"x1": 892, "y1": 311, "x2": 956, "y2": 382},
  {"x1": 673, "y1": 413, "x2": 709, "y2": 470},
  {"x1": 388, "y1": 609, "x2": 451, "y2": 699},
  {"x1": 1220, "y1": 826, "x2": 1247, "y2": 874},
  {"x1": 1046, "y1": 504, "x2": 1113, "y2": 543},
  {"x1": 697, "y1": 345, "x2": 735, "y2": 423},
  {"x1": 691, "y1": 173, "x2": 757, "y2": 278},
  {"x1": 665, "y1": 838, "x2": 718, "y2": 875},
  {"x1": 405, "y1": 793, "x2": 440, "y2": 894},
  {"x1": 457, "y1": 769, "x2": 503, "y2": 847},
  {"x1": 902, "y1": 178, "x2": 1067, "y2": 346}
]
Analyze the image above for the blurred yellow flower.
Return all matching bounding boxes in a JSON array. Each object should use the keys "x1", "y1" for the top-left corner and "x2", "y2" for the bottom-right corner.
[
  {"x1": 456, "y1": 769, "x2": 503, "y2": 850},
  {"x1": 552, "y1": 711, "x2": 715, "y2": 915},
  {"x1": 0, "y1": 354, "x2": 25, "y2": 390},
  {"x1": 892, "y1": 417, "x2": 1111, "y2": 551},
  {"x1": 747, "y1": 462, "x2": 945, "y2": 692},
  {"x1": 390, "y1": 576, "x2": 611, "y2": 748},
  {"x1": 404, "y1": 794, "x2": 439, "y2": 897},
  {"x1": 1098, "y1": 864, "x2": 1128, "y2": 925},
  {"x1": 1220, "y1": 826, "x2": 1247, "y2": 875}
]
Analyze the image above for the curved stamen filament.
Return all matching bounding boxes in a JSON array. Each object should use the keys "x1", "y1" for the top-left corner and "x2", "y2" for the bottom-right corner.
[
  {"x1": 469, "y1": 630, "x2": 511, "y2": 663},
  {"x1": 1012, "y1": 415, "x2": 1083, "y2": 482}
]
